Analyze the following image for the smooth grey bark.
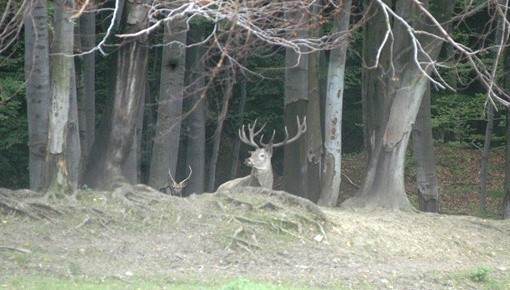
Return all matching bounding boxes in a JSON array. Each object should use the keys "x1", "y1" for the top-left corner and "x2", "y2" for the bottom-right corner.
[
  {"x1": 23, "y1": 0, "x2": 50, "y2": 191},
  {"x1": 344, "y1": 0, "x2": 454, "y2": 210},
  {"x1": 283, "y1": 9, "x2": 309, "y2": 198},
  {"x1": 207, "y1": 64, "x2": 235, "y2": 192},
  {"x1": 318, "y1": 0, "x2": 351, "y2": 207},
  {"x1": 230, "y1": 78, "x2": 247, "y2": 180},
  {"x1": 184, "y1": 28, "x2": 206, "y2": 195},
  {"x1": 83, "y1": 0, "x2": 149, "y2": 189},
  {"x1": 122, "y1": 92, "x2": 145, "y2": 183},
  {"x1": 44, "y1": 0, "x2": 79, "y2": 193},
  {"x1": 411, "y1": 84, "x2": 439, "y2": 212},
  {"x1": 148, "y1": 19, "x2": 187, "y2": 190}
]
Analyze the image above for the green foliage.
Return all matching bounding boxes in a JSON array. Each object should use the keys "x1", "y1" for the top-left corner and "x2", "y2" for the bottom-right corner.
[
  {"x1": 220, "y1": 277, "x2": 280, "y2": 290},
  {"x1": 431, "y1": 93, "x2": 486, "y2": 143},
  {"x1": 468, "y1": 266, "x2": 491, "y2": 282},
  {"x1": 0, "y1": 45, "x2": 29, "y2": 188}
]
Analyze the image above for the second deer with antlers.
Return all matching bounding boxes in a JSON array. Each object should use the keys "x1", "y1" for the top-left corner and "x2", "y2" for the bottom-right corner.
[{"x1": 217, "y1": 116, "x2": 307, "y2": 191}]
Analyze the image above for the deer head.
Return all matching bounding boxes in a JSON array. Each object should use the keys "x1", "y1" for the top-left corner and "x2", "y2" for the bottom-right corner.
[
  {"x1": 166, "y1": 165, "x2": 192, "y2": 197},
  {"x1": 239, "y1": 116, "x2": 307, "y2": 170}
]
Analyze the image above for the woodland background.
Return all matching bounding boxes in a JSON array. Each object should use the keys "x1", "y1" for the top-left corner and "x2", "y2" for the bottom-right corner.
[{"x1": 1, "y1": 0, "x2": 510, "y2": 217}]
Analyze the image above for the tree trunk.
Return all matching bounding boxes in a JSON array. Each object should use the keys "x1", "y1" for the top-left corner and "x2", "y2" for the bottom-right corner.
[
  {"x1": 77, "y1": 4, "x2": 96, "y2": 164},
  {"x1": 283, "y1": 8, "x2": 309, "y2": 198},
  {"x1": 306, "y1": 0, "x2": 324, "y2": 204},
  {"x1": 44, "y1": 0, "x2": 79, "y2": 194},
  {"x1": 83, "y1": 0, "x2": 149, "y2": 189},
  {"x1": 479, "y1": 103, "x2": 494, "y2": 214},
  {"x1": 503, "y1": 13, "x2": 510, "y2": 219},
  {"x1": 122, "y1": 92, "x2": 145, "y2": 183},
  {"x1": 207, "y1": 65, "x2": 235, "y2": 192},
  {"x1": 24, "y1": 0, "x2": 50, "y2": 191},
  {"x1": 148, "y1": 19, "x2": 187, "y2": 190},
  {"x1": 504, "y1": 109, "x2": 510, "y2": 219},
  {"x1": 230, "y1": 78, "x2": 247, "y2": 180},
  {"x1": 345, "y1": 0, "x2": 455, "y2": 210},
  {"x1": 318, "y1": 0, "x2": 351, "y2": 207},
  {"x1": 412, "y1": 84, "x2": 439, "y2": 212},
  {"x1": 184, "y1": 27, "x2": 206, "y2": 195},
  {"x1": 344, "y1": 74, "x2": 428, "y2": 210}
]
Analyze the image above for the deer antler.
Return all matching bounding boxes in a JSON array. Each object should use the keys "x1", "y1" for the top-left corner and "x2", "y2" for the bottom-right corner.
[
  {"x1": 238, "y1": 119, "x2": 266, "y2": 149},
  {"x1": 261, "y1": 116, "x2": 307, "y2": 148},
  {"x1": 181, "y1": 165, "x2": 193, "y2": 184},
  {"x1": 168, "y1": 165, "x2": 193, "y2": 185}
]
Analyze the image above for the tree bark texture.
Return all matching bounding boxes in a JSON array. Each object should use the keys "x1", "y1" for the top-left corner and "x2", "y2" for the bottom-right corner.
[
  {"x1": 306, "y1": 0, "x2": 324, "y2": 204},
  {"x1": 184, "y1": 27, "x2": 206, "y2": 195},
  {"x1": 122, "y1": 92, "x2": 145, "y2": 183},
  {"x1": 479, "y1": 103, "x2": 494, "y2": 214},
  {"x1": 23, "y1": 0, "x2": 50, "y2": 191},
  {"x1": 148, "y1": 19, "x2": 187, "y2": 190},
  {"x1": 283, "y1": 8, "x2": 309, "y2": 198},
  {"x1": 230, "y1": 78, "x2": 247, "y2": 180},
  {"x1": 503, "y1": 23, "x2": 510, "y2": 219},
  {"x1": 505, "y1": 109, "x2": 510, "y2": 219},
  {"x1": 411, "y1": 84, "x2": 439, "y2": 212},
  {"x1": 44, "y1": 0, "x2": 80, "y2": 193},
  {"x1": 345, "y1": 0, "x2": 454, "y2": 210},
  {"x1": 83, "y1": 0, "x2": 149, "y2": 189},
  {"x1": 77, "y1": 5, "x2": 96, "y2": 164},
  {"x1": 208, "y1": 64, "x2": 235, "y2": 192},
  {"x1": 318, "y1": 0, "x2": 351, "y2": 207}
]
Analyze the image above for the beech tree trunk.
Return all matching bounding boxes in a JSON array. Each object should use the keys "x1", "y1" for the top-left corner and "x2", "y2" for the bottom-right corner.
[
  {"x1": 77, "y1": 4, "x2": 96, "y2": 165},
  {"x1": 505, "y1": 109, "x2": 510, "y2": 219},
  {"x1": 230, "y1": 78, "x2": 247, "y2": 180},
  {"x1": 184, "y1": 27, "x2": 206, "y2": 195},
  {"x1": 24, "y1": 0, "x2": 50, "y2": 191},
  {"x1": 412, "y1": 84, "x2": 439, "y2": 212},
  {"x1": 344, "y1": 0, "x2": 454, "y2": 210},
  {"x1": 479, "y1": 103, "x2": 494, "y2": 214},
  {"x1": 148, "y1": 18, "x2": 187, "y2": 190},
  {"x1": 44, "y1": 0, "x2": 79, "y2": 193},
  {"x1": 306, "y1": 0, "x2": 324, "y2": 204},
  {"x1": 83, "y1": 0, "x2": 149, "y2": 189},
  {"x1": 283, "y1": 8, "x2": 309, "y2": 198},
  {"x1": 318, "y1": 0, "x2": 351, "y2": 207},
  {"x1": 503, "y1": 15, "x2": 510, "y2": 219},
  {"x1": 208, "y1": 64, "x2": 235, "y2": 192}
]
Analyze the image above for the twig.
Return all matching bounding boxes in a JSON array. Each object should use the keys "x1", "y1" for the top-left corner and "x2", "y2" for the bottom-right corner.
[
  {"x1": 0, "y1": 246, "x2": 32, "y2": 253},
  {"x1": 342, "y1": 173, "x2": 360, "y2": 189}
]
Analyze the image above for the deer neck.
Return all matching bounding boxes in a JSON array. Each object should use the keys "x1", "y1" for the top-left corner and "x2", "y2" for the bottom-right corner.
[{"x1": 251, "y1": 164, "x2": 273, "y2": 188}]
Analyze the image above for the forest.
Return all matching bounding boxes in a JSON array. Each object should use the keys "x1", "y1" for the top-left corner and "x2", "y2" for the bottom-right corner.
[
  {"x1": 2, "y1": 0, "x2": 510, "y2": 288},
  {"x1": 0, "y1": 0, "x2": 510, "y2": 217}
]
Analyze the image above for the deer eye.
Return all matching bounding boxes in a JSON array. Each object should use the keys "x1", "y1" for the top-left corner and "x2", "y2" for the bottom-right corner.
[{"x1": 259, "y1": 153, "x2": 265, "y2": 158}]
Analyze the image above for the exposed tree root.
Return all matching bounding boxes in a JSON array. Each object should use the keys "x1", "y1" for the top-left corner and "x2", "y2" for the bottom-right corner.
[
  {"x1": 111, "y1": 183, "x2": 170, "y2": 220},
  {"x1": 0, "y1": 188, "x2": 64, "y2": 220},
  {"x1": 217, "y1": 187, "x2": 332, "y2": 251}
]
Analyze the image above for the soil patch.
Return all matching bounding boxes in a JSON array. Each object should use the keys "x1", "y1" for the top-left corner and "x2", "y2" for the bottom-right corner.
[{"x1": 1, "y1": 185, "x2": 509, "y2": 289}]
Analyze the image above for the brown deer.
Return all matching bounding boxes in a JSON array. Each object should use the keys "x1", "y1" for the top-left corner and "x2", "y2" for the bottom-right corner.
[
  {"x1": 160, "y1": 166, "x2": 192, "y2": 196},
  {"x1": 216, "y1": 116, "x2": 307, "y2": 191}
]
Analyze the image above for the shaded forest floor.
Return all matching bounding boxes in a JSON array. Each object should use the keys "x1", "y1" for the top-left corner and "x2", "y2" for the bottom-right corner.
[
  {"x1": 340, "y1": 144, "x2": 507, "y2": 219},
  {"x1": 0, "y1": 144, "x2": 509, "y2": 289}
]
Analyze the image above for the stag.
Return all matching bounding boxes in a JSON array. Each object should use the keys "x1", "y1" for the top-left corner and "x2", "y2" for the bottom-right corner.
[
  {"x1": 217, "y1": 116, "x2": 307, "y2": 191},
  {"x1": 160, "y1": 166, "x2": 192, "y2": 196}
]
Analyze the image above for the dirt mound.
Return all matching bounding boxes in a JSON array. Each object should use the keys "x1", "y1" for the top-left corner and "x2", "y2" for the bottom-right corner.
[{"x1": 1, "y1": 185, "x2": 509, "y2": 288}]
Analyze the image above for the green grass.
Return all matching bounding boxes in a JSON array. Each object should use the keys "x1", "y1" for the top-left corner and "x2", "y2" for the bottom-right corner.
[{"x1": 0, "y1": 275, "x2": 330, "y2": 290}]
